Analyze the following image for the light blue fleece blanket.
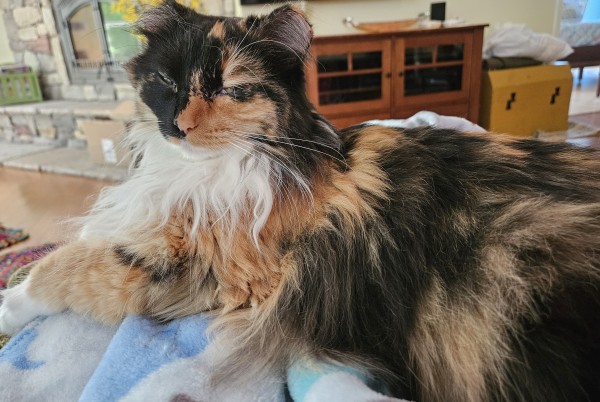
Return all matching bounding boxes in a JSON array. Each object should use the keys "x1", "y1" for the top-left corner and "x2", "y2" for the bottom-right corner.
[{"x1": 0, "y1": 311, "x2": 405, "y2": 402}]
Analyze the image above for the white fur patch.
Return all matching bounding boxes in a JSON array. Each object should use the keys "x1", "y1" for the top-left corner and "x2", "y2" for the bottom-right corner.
[
  {"x1": 0, "y1": 277, "x2": 61, "y2": 335},
  {"x1": 79, "y1": 118, "x2": 276, "y2": 248}
]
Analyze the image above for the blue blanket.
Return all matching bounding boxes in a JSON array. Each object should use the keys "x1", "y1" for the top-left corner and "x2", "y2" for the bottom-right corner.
[{"x1": 0, "y1": 311, "x2": 406, "y2": 401}]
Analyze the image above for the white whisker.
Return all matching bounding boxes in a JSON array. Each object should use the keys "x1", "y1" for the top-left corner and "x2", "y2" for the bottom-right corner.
[
  {"x1": 227, "y1": 131, "x2": 314, "y2": 200},
  {"x1": 235, "y1": 136, "x2": 311, "y2": 203},
  {"x1": 231, "y1": 129, "x2": 345, "y2": 163},
  {"x1": 238, "y1": 132, "x2": 347, "y2": 168}
]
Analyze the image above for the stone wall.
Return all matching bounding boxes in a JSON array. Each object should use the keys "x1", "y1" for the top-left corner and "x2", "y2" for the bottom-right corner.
[
  {"x1": 2, "y1": 0, "x2": 63, "y2": 100},
  {"x1": 0, "y1": 106, "x2": 79, "y2": 145},
  {"x1": 0, "y1": 100, "x2": 135, "y2": 145}
]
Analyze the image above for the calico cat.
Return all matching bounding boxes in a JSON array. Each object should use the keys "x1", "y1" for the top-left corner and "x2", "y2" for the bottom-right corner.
[{"x1": 1, "y1": 2, "x2": 600, "y2": 401}]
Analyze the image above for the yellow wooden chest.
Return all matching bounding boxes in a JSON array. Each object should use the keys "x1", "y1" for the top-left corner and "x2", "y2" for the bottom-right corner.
[{"x1": 479, "y1": 63, "x2": 573, "y2": 137}]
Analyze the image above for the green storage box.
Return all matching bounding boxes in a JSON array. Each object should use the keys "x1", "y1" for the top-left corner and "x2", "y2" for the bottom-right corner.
[{"x1": 0, "y1": 71, "x2": 43, "y2": 106}]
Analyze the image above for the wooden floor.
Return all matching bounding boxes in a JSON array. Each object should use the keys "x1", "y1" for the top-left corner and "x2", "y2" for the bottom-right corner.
[
  {"x1": 568, "y1": 112, "x2": 600, "y2": 149},
  {"x1": 567, "y1": 66, "x2": 600, "y2": 149},
  {"x1": 0, "y1": 168, "x2": 112, "y2": 251}
]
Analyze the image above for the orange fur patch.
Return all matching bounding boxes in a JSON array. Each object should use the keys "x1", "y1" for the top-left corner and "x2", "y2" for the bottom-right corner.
[
  {"x1": 208, "y1": 20, "x2": 226, "y2": 40},
  {"x1": 177, "y1": 94, "x2": 278, "y2": 148},
  {"x1": 27, "y1": 241, "x2": 151, "y2": 324},
  {"x1": 221, "y1": 50, "x2": 266, "y2": 89},
  {"x1": 182, "y1": 211, "x2": 285, "y2": 311}
]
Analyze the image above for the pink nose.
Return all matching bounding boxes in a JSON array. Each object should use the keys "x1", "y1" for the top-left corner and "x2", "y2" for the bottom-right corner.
[
  {"x1": 175, "y1": 117, "x2": 198, "y2": 134},
  {"x1": 175, "y1": 96, "x2": 205, "y2": 134}
]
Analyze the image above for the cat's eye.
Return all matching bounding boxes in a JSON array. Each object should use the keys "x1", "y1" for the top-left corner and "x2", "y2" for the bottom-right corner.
[
  {"x1": 215, "y1": 88, "x2": 228, "y2": 97},
  {"x1": 157, "y1": 71, "x2": 177, "y2": 93}
]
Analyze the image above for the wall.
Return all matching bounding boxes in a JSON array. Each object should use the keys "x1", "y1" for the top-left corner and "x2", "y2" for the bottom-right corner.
[
  {"x1": 241, "y1": 0, "x2": 562, "y2": 36},
  {"x1": 0, "y1": 10, "x2": 15, "y2": 65}
]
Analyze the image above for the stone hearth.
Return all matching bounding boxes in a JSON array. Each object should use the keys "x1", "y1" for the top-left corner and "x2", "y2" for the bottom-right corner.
[{"x1": 0, "y1": 99, "x2": 135, "y2": 146}]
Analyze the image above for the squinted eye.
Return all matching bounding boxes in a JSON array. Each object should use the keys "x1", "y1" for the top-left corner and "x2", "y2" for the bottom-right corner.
[
  {"x1": 215, "y1": 88, "x2": 228, "y2": 96},
  {"x1": 157, "y1": 71, "x2": 177, "y2": 93}
]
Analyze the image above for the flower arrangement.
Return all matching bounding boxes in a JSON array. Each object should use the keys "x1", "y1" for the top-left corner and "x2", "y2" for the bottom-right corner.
[{"x1": 111, "y1": 0, "x2": 203, "y2": 23}]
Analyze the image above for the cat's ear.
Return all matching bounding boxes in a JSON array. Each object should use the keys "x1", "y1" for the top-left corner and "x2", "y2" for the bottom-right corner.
[
  {"x1": 135, "y1": 0, "x2": 183, "y2": 37},
  {"x1": 251, "y1": 5, "x2": 313, "y2": 62}
]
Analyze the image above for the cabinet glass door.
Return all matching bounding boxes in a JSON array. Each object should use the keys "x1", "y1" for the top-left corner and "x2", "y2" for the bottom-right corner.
[
  {"x1": 319, "y1": 72, "x2": 382, "y2": 105},
  {"x1": 308, "y1": 40, "x2": 392, "y2": 116},
  {"x1": 396, "y1": 33, "x2": 472, "y2": 106},
  {"x1": 404, "y1": 43, "x2": 464, "y2": 96},
  {"x1": 404, "y1": 65, "x2": 463, "y2": 96}
]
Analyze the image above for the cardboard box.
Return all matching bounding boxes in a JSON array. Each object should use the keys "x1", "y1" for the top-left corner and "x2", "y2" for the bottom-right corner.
[
  {"x1": 80, "y1": 119, "x2": 131, "y2": 166},
  {"x1": 479, "y1": 63, "x2": 572, "y2": 137}
]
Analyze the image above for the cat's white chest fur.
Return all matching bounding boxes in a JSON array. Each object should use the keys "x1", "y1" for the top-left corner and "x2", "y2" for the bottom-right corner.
[{"x1": 79, "y1": 128, "x2": 275, "y2": 245}]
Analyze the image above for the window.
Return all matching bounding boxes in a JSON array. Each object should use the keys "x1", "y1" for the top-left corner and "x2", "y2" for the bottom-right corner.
[{"x1": 54, "y1": 0, "x2": 143, "y2": 84}]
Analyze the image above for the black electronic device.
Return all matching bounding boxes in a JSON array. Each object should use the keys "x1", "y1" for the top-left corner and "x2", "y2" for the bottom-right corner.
[{"x1": 430, "y1": 2, "x2": 446, "y2": 22}]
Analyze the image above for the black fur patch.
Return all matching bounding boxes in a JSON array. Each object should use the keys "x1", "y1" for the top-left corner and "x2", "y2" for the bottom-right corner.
[
  {"x1": 114, "y1": 246, "x2": 146, "y2": 267},
  {"x1": 114, "y1": 246, "x2": 186, "y2": 283}
]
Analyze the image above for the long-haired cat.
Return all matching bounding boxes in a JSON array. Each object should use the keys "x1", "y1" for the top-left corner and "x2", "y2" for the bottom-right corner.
[{"x1": 1, "y1": 2, "x2": 599, "y2": 401}]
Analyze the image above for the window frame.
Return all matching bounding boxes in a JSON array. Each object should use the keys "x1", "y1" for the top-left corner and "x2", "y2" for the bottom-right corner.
[{"x1": 53, "y1": 0, "x2": 136, "y2": 84}]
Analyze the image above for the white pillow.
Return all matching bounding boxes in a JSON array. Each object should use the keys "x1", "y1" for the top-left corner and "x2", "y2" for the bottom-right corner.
[{"x1": 483, "y1": 23, "x2": 574, "y2": 63}]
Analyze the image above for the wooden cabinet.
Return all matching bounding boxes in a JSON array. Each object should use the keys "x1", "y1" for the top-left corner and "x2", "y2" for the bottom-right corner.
[{"x1": 306, "y1": 24, "x2": 487, "y2": 128}]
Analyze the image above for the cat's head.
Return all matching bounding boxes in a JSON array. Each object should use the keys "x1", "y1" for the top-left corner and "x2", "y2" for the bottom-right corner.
[{"x1": 125, "y1": 2, "x2": 331, "y2": 157}]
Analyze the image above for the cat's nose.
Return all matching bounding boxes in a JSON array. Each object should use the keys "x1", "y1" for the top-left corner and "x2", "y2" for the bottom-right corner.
[
  {"x1": 175, "y1": 116, "x2": 198, "y2": 135},
  {"x1": 175, "y1": 96, "x2": 205, "y2": 135}
]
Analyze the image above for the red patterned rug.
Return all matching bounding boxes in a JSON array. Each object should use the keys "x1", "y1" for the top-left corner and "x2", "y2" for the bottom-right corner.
[
  {"x1": 0, "y1": 243, "x2": 57, "y2": 288},
  {"x1": 0, "y1": 226, "x2": 29, "y2": 250}
]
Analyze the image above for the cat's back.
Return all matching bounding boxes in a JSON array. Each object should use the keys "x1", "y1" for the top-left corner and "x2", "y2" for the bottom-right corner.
[
  {"x1": 340, "y1": 123, "x2": 600, "y2": 205},
  {"x1": 334, "y1": 123, "x2": 600, "y2": 402}
]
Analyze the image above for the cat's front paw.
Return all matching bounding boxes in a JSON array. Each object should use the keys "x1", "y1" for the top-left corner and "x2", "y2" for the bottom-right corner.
[{"x1": 0, "y1": 278, "x2": 58, "y2": 335}]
